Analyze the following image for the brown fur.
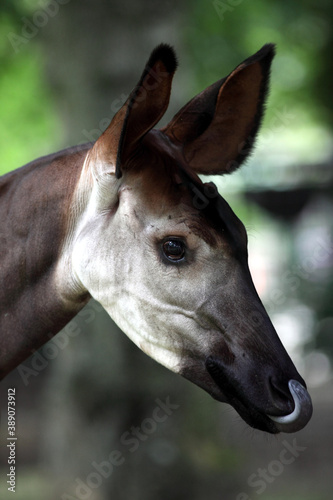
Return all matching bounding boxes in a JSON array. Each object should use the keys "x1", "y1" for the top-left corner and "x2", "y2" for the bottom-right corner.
[{"x1": 0, "y1": 145, "x2": 91, "y2": 378}]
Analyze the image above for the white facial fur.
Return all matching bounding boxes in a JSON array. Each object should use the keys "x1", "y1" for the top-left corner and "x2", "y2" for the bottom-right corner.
[{"x1": 70, "y1": 172, "x2": 238, "y2": 377}]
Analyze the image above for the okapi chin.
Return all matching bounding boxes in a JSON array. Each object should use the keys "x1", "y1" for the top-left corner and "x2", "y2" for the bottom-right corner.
[{"x1": 0, "y1": 43, "x2": 312, "y2": 434}]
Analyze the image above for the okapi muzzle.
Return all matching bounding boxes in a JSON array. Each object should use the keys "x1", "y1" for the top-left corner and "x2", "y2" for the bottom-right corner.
[{"x1": 0, "y1": 43, "x2": 312, "y2": 434}]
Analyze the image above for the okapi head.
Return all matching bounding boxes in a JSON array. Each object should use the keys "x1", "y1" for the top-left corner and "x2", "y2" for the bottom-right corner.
[{"x1": 68, "y1": 44, "x2": 312, "y2": 433}]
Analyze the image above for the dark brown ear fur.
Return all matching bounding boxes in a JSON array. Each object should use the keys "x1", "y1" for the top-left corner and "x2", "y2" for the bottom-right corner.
[
  {"x1": 92, "y1": 43, "x2": 177, "y2": 178},
  {"x1": 92, "y1": 43, "x2": 274, "y2": 182},
  {"x1": 115, "y1": 44, "x2": 178, "y2": 178},
  {"x1": 161, "y1": 44, "x2": 275, "y2": 175}
]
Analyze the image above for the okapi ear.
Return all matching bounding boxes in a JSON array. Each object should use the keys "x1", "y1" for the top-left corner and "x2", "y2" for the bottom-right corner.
[
  {"x1": 92, "y1": 43, "x2": 177, "y2": 179},
  {"x1": 161, "y1": 44, "x2": 275, "y2": 175}
]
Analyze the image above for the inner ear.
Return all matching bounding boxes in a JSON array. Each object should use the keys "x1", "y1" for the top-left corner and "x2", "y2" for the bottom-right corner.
[{"x1": 161, "y1": 44, "x2": 275, "y2": 175}]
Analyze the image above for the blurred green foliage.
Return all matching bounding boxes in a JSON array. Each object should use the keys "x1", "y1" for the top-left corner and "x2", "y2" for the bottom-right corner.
[
  {"x1": 187, "y1": 0, "x2": 333, "y2": 174},
  {"x1": 1, "y1": 0, "x2": 332, "y2": 175},
  {"x1": 0, "y1": 0, "x2": 60, "y2": 175},
  {"x1": 188, "y1": 0, "x2": 332, "y2": 127}
]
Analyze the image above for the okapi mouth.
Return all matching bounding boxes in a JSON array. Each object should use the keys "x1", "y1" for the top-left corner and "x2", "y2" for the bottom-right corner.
[{"x1": 205, "y1": 357, "x2": 313, "y2": 434}]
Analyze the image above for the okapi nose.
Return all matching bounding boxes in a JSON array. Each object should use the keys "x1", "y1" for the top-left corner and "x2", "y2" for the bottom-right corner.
[
  {"x1": 205, "y1": 356, "x2": 312, "y2": 433},
  {"x1": 268, "y1": 379, "x2": 313, "y2": 433}
]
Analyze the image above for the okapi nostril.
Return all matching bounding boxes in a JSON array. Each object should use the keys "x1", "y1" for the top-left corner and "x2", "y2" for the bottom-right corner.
[
  {"x1": 269, "y1": 377, "x2": 295, "y2": 410},
  {"x1": 270, "y1": 375, "x2": 288, "y2": 391}
]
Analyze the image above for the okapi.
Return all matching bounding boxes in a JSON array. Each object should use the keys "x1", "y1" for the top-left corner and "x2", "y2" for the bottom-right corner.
[{"x1": 0, "y1": 44, "x2": 312, "y2": 433}]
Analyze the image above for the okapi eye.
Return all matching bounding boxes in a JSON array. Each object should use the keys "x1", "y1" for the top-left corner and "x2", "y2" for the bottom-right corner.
[{"x1": 162, "y1": 239, "x2": 186, "y2": 262}]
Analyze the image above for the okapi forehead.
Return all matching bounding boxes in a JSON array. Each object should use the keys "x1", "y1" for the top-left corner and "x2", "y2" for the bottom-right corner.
[
  {"x1": 123, "y1": 130, "x2": 247, "y2": 252},
  {"x1": 124, "y1": 151, "x2": 218, "y2": 247}
]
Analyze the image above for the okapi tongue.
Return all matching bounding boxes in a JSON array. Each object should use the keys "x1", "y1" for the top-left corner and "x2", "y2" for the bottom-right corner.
[{"x1": 268, "y1": 380, "x2": 313, "y2": 433}]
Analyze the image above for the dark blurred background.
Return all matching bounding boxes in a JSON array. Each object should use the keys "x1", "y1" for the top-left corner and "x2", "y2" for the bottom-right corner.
[{"x1": 0, "y1": 0, "x2": 332, "y2": 499}]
